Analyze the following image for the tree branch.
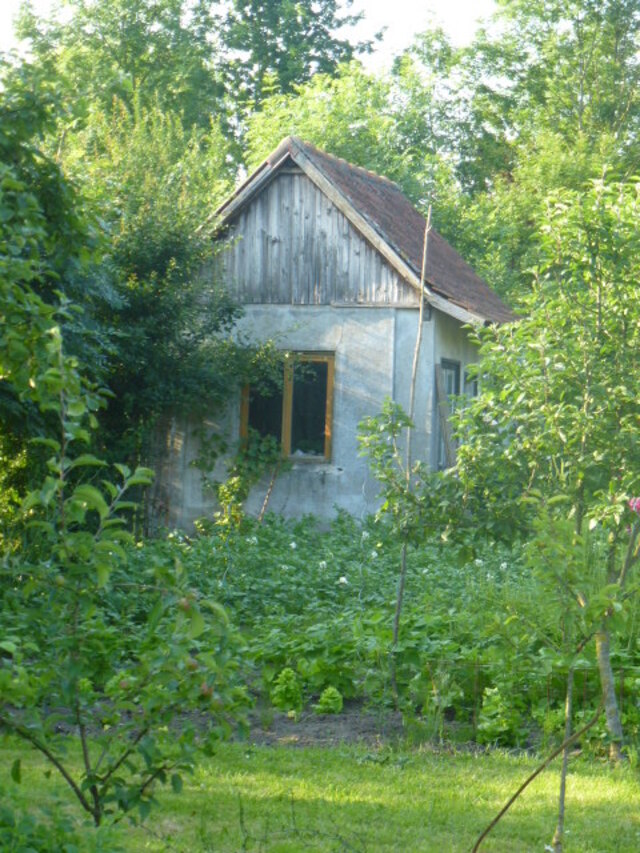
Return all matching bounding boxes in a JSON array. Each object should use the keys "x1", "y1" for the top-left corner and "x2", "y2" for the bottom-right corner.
[
  {"x1": 471, "y1": 699, "x2": 604, "y2": 852},
  {"x1": 4, "y1": 717, "x2": 95, "y2": 819}
]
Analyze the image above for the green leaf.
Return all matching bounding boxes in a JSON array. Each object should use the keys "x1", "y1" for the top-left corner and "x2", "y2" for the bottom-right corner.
[
  {"x1": 39, "y1": 476, "x2": 60, "y2": 507},
  {"x1": 125, "y1": 467, "x2": 155, "y2": 488},
  {"x1": 171, "y1": 773, "x2": 183, "y2": 793},
  {"x1": 188, "y1": 609, "x2": 206, "y2": 639},
  {"x1": 72, "y1": 484, "x2": 109, "y2": 520},
  {"x1": 202, "y1": 600, "x2": 230, "y2": 626},
  {"x1": 67, "y1": 399, "x2": 87, "y2": 417},
  {"x1": 547, "y1": 495, "x2": 570, "y2": 506},
  {"x1": 66, "y1": 454, "x2": 107, "y2": 471},
  {"x1": 96, "y1": 563, "x2": 111, "y2": 588},
  {"x1": 114, "y1": 463, "x2": 131, "y2": 479},
  {"x1": 11, "y1": 759, "x2": 21, "y2": 784},
  {"x1": 29, "y1": 437, "x2": 61, "y2": 452}
]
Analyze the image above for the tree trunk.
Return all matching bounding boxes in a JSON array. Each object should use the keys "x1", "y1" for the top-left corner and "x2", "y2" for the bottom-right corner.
[
  {"x1": 595, "y1": 628, "x2": 624, "y2": 761},
  {"x1": 552, "y1": 667, "x2": 574, "y2": 852},
  {"x1": 390, "y1": 539, "x2": 408, "y2": 709}
]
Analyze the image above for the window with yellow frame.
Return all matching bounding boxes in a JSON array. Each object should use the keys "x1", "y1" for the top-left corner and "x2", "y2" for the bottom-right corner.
[{"x1": 240, "y1": 352, "x2": 335, "y2": 461}]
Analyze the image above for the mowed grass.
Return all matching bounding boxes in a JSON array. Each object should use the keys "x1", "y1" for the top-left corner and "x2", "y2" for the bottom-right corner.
[{"x1": 3, "y1": 737, "x2": 640, "y2": 852}]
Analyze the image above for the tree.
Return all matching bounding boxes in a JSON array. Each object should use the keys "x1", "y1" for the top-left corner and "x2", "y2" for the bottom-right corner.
[
  {"x1": 60, "y1": 97, "x2": 243, "y2": 469},
  {"x1": 456, "y1": 176, "x2": 640, "y2": 759},
  {"x1": 0, "y1": 62, "x2": 246, "y2": 831},
  {"x1": 0, "y1": 54, "x2": 101, "y2": 522},
  {"x1": 391, "y1": 25, "x2": 517, "y2": 197},
  {"x1": 245, "y1": 61, "x2": 461, "y2": 221},
  {"x1": 448, "y1": 130, "x2": 612, "y2": 302},
  {"x1": 17, "y1": 0, "x2": 225, "y2": 130},
  {"x1": 488, "y1": 0, "x2": 640, "y2": 152},
  {"x1": 435, "y1": 0, "x2": 640, "y2": 301},
  {"x1": 0, "y1": 259, "x2": 246, "y2": 833},
  {"x1": 218, "y1": 0, "x2": 377, "y2": 109},
  {"x1": 17, "y1": 0, "x2": 381, "y2": 132}
]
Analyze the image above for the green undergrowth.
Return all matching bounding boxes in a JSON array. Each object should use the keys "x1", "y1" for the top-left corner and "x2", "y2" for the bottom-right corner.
[
  {"x1": 137, "y1": 513, "x2": 640, "y2": 751},
  {"x1": 2, "y1": 737, "x2": 639, "y2": 851}
]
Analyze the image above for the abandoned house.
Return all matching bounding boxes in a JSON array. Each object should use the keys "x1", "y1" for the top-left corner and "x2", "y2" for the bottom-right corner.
[{"x1": 154, "y1": 136, "x2": 512, "y2": 527}]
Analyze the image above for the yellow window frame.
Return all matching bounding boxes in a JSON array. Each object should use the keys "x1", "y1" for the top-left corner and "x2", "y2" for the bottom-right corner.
[{"x1": 240, "y1": 352, "x2": 335, "y2": 461}]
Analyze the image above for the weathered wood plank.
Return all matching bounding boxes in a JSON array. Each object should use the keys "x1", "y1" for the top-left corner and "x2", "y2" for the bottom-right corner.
[
  {"x1": 221, "y1": 171, "x2": 430, "y2": 308},
  {"x1": 278, "y1": 175, "x2": 292, "y2": 303}
]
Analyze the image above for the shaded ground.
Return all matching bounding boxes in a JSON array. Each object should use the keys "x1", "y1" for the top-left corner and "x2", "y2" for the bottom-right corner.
[{"x1": 247, "y1": 704, "x2": 406, "y2": 748}]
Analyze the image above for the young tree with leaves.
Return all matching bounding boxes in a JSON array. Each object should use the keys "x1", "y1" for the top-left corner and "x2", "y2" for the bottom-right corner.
[
  {"x1": 456, "y1": 176, "x2": 640, "y2": 759},
  {"x1": 0, "y1": 61, "x2": 246, "y2": 832}
]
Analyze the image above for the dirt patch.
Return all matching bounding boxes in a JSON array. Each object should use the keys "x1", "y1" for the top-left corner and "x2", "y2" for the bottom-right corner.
[{"x1": 246, "y1": 705, "x2": 405, "y2": 748}]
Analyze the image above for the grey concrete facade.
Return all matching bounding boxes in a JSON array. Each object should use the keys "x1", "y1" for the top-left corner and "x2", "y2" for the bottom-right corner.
[{"x1": 154, "y1": 303, "x2": 478, "y2": 528}]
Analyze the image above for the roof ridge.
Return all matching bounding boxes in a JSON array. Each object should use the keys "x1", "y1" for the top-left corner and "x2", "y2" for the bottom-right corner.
[{"x1": 291, "y1": 136, "x2": 400, "y2": 190}]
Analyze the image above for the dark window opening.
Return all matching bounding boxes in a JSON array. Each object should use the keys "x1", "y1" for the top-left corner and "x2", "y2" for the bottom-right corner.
[
  {"x1": 437, "y1": 358, "x2": 461, "y2": 470},
  {"x1": 247, "y1": 383, "x2": 283, "y2": 441},
  {"x1": 241, "y1": 353, "x2": 334, "y2": 461},
  {"x1": 441, "y1": 359, "x2": 461, "y2": 398},
  {"x1": 291, "y1": 361, "x2": 328, "y2": 456}
]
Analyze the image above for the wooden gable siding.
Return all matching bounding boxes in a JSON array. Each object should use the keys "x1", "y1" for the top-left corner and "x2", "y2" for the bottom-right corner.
[{"x1": 220, "y1": 168, "x2": 419, "y2": 306}]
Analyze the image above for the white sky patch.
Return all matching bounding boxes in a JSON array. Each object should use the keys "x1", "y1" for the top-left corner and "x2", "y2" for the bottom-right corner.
[
  {"x1": 0, "y1": 0, "x2": 497, "y2": 66},
  {"x1": 350, "y1": 0, "x2": 497, "y2": 68}
]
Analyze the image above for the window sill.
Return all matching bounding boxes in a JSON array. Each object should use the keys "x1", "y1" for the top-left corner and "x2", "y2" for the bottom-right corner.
[{"x1": 288, "y1": 454, "x2": 330, "y2": 465}]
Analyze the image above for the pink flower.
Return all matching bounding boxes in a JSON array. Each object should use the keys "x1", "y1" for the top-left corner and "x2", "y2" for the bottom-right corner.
[{"x1": 628, "y1": 497, "x2": 640, "y2": 515}]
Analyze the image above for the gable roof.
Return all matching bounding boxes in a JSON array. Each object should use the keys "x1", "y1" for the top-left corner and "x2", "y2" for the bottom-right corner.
[{"x1": 217, "y1": 136, "x2": 513, "y2": 325}]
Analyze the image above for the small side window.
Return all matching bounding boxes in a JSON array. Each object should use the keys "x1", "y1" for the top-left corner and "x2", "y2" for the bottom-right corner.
[
  {"x1": 436, "y1": 359, "x2": 461, "y2": 470},
  {"x1": 464, "y1": 368, "x2": 479, "y2": 398},
  {"x1": 441, "y1": 359, "x2": 461, "y2": 399}
]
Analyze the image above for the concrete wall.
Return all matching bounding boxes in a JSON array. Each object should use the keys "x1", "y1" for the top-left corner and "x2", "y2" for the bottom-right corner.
[{"x1": 154, "y1": 304, "x2": 476, "y2": 528}]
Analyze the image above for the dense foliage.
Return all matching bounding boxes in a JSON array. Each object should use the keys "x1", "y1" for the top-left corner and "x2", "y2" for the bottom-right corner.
[
  {"x1": 4, "y1": 0, "x2": 640, "y2": 845},
  {"x1": 0, "y1": 55, "x2": 247, "y2": 833},
  {"x1": 59, "y1": 98, "x2": 248, "y2": 468},
  {"x1": 218, "y1": 0, "x2": 377, "y2": 109},
  {"x1": 124, "y1": 516, "x2": 640, "y2": 752}
]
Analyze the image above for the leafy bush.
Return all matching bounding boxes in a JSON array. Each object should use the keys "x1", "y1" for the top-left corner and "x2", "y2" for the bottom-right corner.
[
  {"x1": 314, "y1": 687, "x2": 344, "y2": 715},
  {"x1": 271, "y1": 668, "x2": 303, "y2": 714},
  {"x1": 0, "y1": 787, "x2": 87, "y2": 853},
  {"x1": 0, "y1": 275, "x2": 247, "y2": 830},
  {"x1": 150, "y1": 514, "x2": 615, "y2": 750},
  {"x1": 477, "y1": 686, "x2": 529, "y2": 747}
]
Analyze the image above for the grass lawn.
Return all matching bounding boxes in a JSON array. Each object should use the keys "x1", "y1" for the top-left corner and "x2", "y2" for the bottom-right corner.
[{"x1": 2, "y1": 737, "x2": 640, "y2": 851}]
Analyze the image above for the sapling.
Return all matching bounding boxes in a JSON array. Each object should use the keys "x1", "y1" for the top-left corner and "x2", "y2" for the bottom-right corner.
[
  {"x1": 0, "y1": 327, "x2": 247, "y2": 829},
  {"x1": 456, "y1": 178, "x2": 640, "y2": 757},
  {"x1": 359, "y1": 210, "x2": 432, "y2": 707}
]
